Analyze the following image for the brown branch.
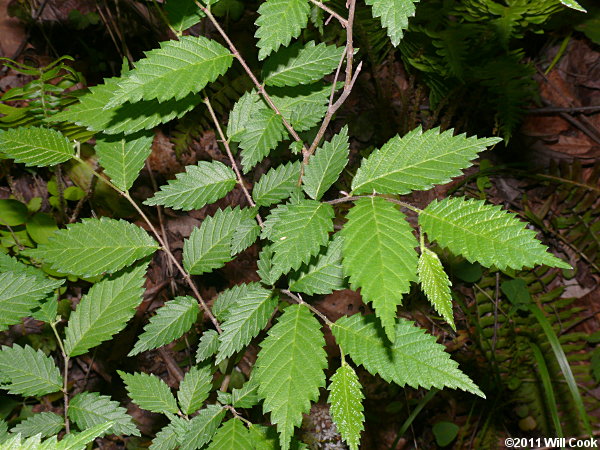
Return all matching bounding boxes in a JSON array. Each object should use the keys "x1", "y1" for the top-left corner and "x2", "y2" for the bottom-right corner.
[
  {"x1": 281, "y1": 289, "x2": 333, "y2": 327},
  {"x1": 308, "y1": 0, "x2": 348, "y2": 27}
]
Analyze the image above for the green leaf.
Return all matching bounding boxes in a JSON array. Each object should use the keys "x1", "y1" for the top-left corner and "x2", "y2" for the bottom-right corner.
[
  {"x1": 341, "y1": 197, "x2": 418, "y2": 340},
  {"x1": 0, "y1": 344, "x2": 62, "y2": 396},
  {"x1": 144, "y1": 161, "x2": 236, "y2": 211},
  {"x1": 119, "y1": 371, "x2": 178, "y2": 414},
  {"x1": 50, "y1": 77, "x2": 202, "y2": 135},
  {"x1": 230, "y1": 217, "x2": 261, "y2": 256},
  {"x1": 253, "y1": 161, "x2": 302, "y2": 207},
  {"x1": 129, "y1": 296, "x2": 199, "y2": 356},
  {"x1": 10, "y1": 412, "x2": 63, "y2": 438},
  {"x1": 263, "y1": 41, "x2": 345, "y2": 87},
  {"x1": 303, "y1": 126, "x2": 349, "y2": 200},
  {"x1": 183, "y1": 207, "x2": 250, "y2": 275},
  {"x1": 150, "y1": 417, "x2": 187, "y2": 450},
  {"x1": 364, "y1": 0, "x2": 420, "y2": 46},
  {"x1": 273, "y1": 83, "x2": 332, "y2": 131},
  {"x1": 69, "y1": 392, "x2": 140, "y2": 436},
  {"x1": 179, "y1": 405, "x2": 226, "y2": 450},
  {"x1": 226, "y1": 91, "x2": 260, "y2": 141},
  {"x1": 207, "y1": 419, "x2": 253, "y2": 449},
  {"x1": 560, "y1": 0, "x2": 586, "y2": 12},
  {"x1": 231, "y1": 380, "x2": 259, "y2": 408},
  {"x1": 417, "y1": 248, "x2": 455, "y2": 330},
  {"x1": 57, "y1": 422, "x2": 115, "y2": 449},
  {"x1": 64, "y1": 263, "x2": 148, "y2": 357},
  {"x1": 217, "y1": 284, "x2": 278, "y2": 363},
  {"x1": 351, "y1": 127, "x2": 501, "y2": 195},
  {"x1": 212, "y1": 284, "x2": 248, "y2": 321},
  {"x1": 196, "y1": 329, "x2": 220, "y2": 363},
  {"x1": 419, "y1": 197, "x2": 572, "y2": 270},
  {"x1": 269, "y1": 200, "x2": 334, "y2": 279},
  {"x1": 255, "y1": 0, "x2": 311, "y2": 60},
  {"x1": 289, "y1": 234, "x2": 345, "y2": 295},
  {"x1": 0, "y1": 127, "x2": 73, "y2": 167},
  {"x1": 332, "y1": 314, "x2": 484, "y2": 397},
  {"x1": 328, "y1": 363, "x2": 364, "y2": 450},
  {"x1": 0, "y1": 199, "x2": 28, "y2": 226},
  {"x1": 255, "y1": 305, "x2": 327, "y2": 450},
  {"x1": 95, "y1": 131, "x2": 154, "y2": 192},
  {"x1": 165, "y1": 0, "x2": 204, "y2": 33},
  {"x1": 238, "y1": 108, "x2": 287, "y2": 173},
  {"x1": 0, "y1": 253, "x2": 63, "y2": 288},
  {"x1": 0, "y1": 272, "x2": 62, "y2": 331},
  {"x1": 107, "y1": 36, "x2": 233, "y2": 106},
  {"x1": 257, "y1": 245, "x2": 278, "y2": 286},
  {"x1": 24, "y1": 217, "x2": 158, "y2": 278},
  {"x1": 177, "y1": 364, "x2": 213, "y2": 415}
]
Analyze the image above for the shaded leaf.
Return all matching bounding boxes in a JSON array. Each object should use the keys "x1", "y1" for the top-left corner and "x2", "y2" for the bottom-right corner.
[{"x1": 0, "y1": 344, "x2": 62, "y2": 396}]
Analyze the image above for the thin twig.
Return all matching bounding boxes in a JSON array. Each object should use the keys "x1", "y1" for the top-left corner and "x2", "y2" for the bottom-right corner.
[
  {"x1": 281, "y1": 289, "x2": 333, "y2": 327},
  {"x1": 50, "y1": 321, "x2": 70, "y2": 433},
  {"x1": 308, "y1": 0, "x2": 348, "y2": 27},
  {"x1": 325, "y1": 194, "x2": 422, "y2": 213},
  {"x1": 158, "y1": 348, "x2": 184, "y2": 383},
  {"x1": 203, "y1": 97, "x2": 264, "y2": 227},
  {"x1": 73, "y1": 157, "x2": 222, "y2": 332},
  {"x1": 196, "y1": 2, "x2": 307, "y2": 153}
]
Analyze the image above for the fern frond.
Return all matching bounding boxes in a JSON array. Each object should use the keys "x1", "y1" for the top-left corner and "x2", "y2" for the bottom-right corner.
[
  {"x1": 0, "y1": 344, "x2": 62, "y2": 396},
  {"x1": 269, "y1": 200, "x2": 335, "y2": 279},
  {"x1": 351, "y1": 126, "x2": 501, "y2": 195},
  {"x1": 177, "y1": 364, "x2": 212, "y2": 415},
  {"x1": 255, "y1": 0, "x2": 311, "y2": 60},
  {"x1": 418, "y1": 247, "x2": 455, "y2": 330},
  {"x1": 341, "y1": 197, "x2": 418, "y2": 341},
  {"x1": 303, "y1": 126, "x2": 349, "y2": 200},
  {"x1": 118, "y1": 371, "x2": 178, "y2": 414},
  {"x1": 289, "y1": 234, "x2": 345, "y2": 295},
  {"x1": 419, "y1": 197, "x2": 571, "y2": 270},
  {"x1": 144, "y1": 161, "x2": 236, "y2": 211},
  {"x1": 129, "y1": 296, "x2": 199, "y2": 356},
  {"x1": 253, "y1": 161, "x2": 302, "y2": 207},
  {"x1": 24, "y1": 217, "x2": 158, "y2": 278},
  {"x1": 217, "y1": 284, "x2": 278, "y2": 363},
  {"x1": 263, "y1": 41, "x2": 346, "y2": 87},
  {"x1": 68, "y1": 392, "x2": 140, "y2": 436},
  {"x1": 332, "y1": 314, "x2": 484, "y2": 396},
  {"x1": 328, "y1": 363, "x2": 365, "y2": 450},
  {"x1": 106, "y1": 36, "x2": 233, "y2": 106},
  {"x1": 255, "y1": 305, "x2": 327, "y2": 450},
  {"x1": 0, "y1": 127, "x2": 73, "y2": 167},
  {"x1": 63, "y1": 263, "x2": 147, "y2": 357},
  {"x1": 95, "y1": 131, "x2": 154, "y2": 192}
]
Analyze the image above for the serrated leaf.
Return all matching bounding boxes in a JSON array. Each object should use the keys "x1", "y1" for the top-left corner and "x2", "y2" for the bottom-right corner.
[
  {"x1": 332, "y1": 314, "x2": 484, "y2": 397},
  {"x1": 418, "y1": 248, "x2": 455, "y2": 330},
  {"x1": 107, "y1": 36, "x2": 233, "y2": 106},
  {"x1": 129, "y1": 296, "x2": 199, "y2": 356},
  {"x1": 260, "y1": 204, "x2": 290, "y2": 240},
  {"x1": 119, "y1": 371, "x2": 178, "y2": 414},
  {"x1": 0, "y1": 127, "x2": 73, "y2": 167},
  {"x1": 165, "y1": 0, "x2": 204, "y2": 33},
  {"x1": 179, "y1": 405, "x2": 226, "y2": 450},
  {"x1": 207, "y1": 419, "x2": 252, "y2": 449},
  {"x1": 217, "y1": 284, "x2": 278, "y2": 363},
  {"x1": 31, "y1": 294, "x2": 59, "y2": 324},
  {"x1": 0, "y1": 344, "x2": 62, "y2": 396},
  {"x1": 144, "y1": 161, "x2": 236, "y2": 211},
  {"x1": 263, "y1": 41, "x2": 345, "y2": 87},
  {"x1": 57, "y1": 422, "x2": 114, "y2": 449},
  {"x1": 230, "y1": 218, "x2": 260, "y2": 256},
  {"x1": 183, "y1": 207, "x2": 251, "y2": 275},
  {"x1": 255, "y1": 0, "x2": 311, "y2": 60},
  {"x1": 328, "y1": 364, "x2": 364, "y2": 450},
  {"x1": 95, "y1": 131, "x2": 154, "y2": 192},
  {"x1": 196, "y1": 330, "x2": 220, "y2": 363},
  {"x1": 257, "y1": 245, "x2": 278, "y2": 286},
  {"x1": 177, "y1": 364, "x2": 212, "y2": 415},
  {"x1": 226, "y1": 91, "x2": 261, "y2": 141},
  {"x1": 239, "y1": 108, "x2": 287, "y2": 173},
  {"x1": 150, "y1": 417, "x2": 187, "y2": 450},
  {"x1": 365, "y1": 0, "x2": 419, "y2": 46},
  {"x1": 255, "y1": 305, "x2": 327, "y2": 450},
  {"x1": 69, "y1": 392, "x2": 140, "y2": 436},
  {"x1": 212, "y1": 284, "x2": 247, "y2": 321},
  {"x1": 10, "y1": 412, "x2": 63, "y2": 438},
  {"x1": 272, "y1": 83, "x2": 332, "y2": 132},
  {"x1": 24, "y1": 217, "x2": 158, "y2": 278},
  {"x1": 419, "y1": 197, "x2": 572, "y2": 270},
  {"x1": 341, "y1": 197, "x2": 418, "y2": 340},
  {"x1": 231, "y1": 379, "x2": 259, "y2": 408},
  {"x1": 269, "y1": 200, "x2": 334, "y2": 279},
  {"x1": 289, "y1": 234, "x2": 345, "y2": 295},
  {"x1": 50, "y1": 77, "x2": 202, "y2": 135},
  {"x1": 64, "y1": 263, "x2": 147, "y2": 357},
  {"x1": 0, "y1": 253, "x2": 63, "y2": 288},
  {"x1": 253, "y1": 161, "x2": 302, "y2": 207},
  {"x1": 248, "y1": 424, "x2": 279, "y2": 449},
  {"x1": 303, "y1": 126, "x2": 349, "y2": 200},
  {"x1": 0, "y1": 272, "x2": 62, "y2": 331},
  {"x1": 351, "y1": 127, "x2": 502, "y2": 195}
]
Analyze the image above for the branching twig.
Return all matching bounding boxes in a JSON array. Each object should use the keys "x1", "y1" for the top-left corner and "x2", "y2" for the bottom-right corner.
[
  {"x1": 308, "y1": 0, "x2": 348, "y2": 27},
  {"x1": 281, "y1": 289, "x2": 333, "y2": 327}
]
